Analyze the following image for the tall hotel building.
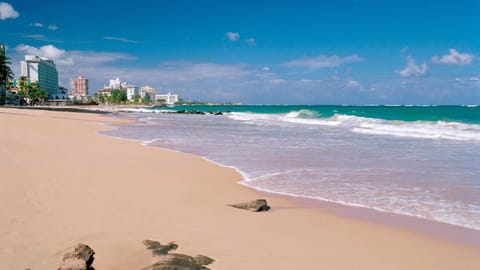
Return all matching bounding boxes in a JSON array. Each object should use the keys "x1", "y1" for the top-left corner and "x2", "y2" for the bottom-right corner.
[
  {"x1": 21, "y1": 55, "x2": 59, "y2": 97},
  {"x1": 71, "y1": 75, "x2": 89, "y2": 97}
]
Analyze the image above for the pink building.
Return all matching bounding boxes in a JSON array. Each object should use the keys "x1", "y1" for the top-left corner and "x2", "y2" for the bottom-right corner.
[{"x1": 71, "y1": 76, "x2": 89, "y2": 97}]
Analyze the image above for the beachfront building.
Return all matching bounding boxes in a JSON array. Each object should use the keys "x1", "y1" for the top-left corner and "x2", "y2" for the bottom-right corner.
[
  {"x1": 71, "y1": 75, "x2": 89, "y2": 98},
  {"x1": 155, "y1": 92, "x2": 179, "y2": 105},
  {"x1": 139, "y1": 86, "x2": 155, "y2": 101},
  {"x1": 108, "y1": 78, "x2": 127, "y2": 89},
  {"x1": 97, "y1": 87, "x2": 112, "y2": 97},
  {"x1": 126, "y1": 85, "x2": 139, "y2": 101},
  {"x1": 20, "y1": 55, "x2": 59, "y2": 97}
]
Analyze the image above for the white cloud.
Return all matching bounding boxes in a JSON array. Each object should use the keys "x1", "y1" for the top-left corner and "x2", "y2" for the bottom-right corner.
[
  {"x1": 401, "y1": 46, "x2": 409, "y2": 54},
  {"x1": 246, "y1": 38, "x2": 256, "y2": 46},
  {"x1": 48, "y1": 24, "x2": 58, "y2": 31},
  {"x1": 32, "y1": 22, "x2": 43, "y2": 28},
  {"x1": 345, "y1": 79, "x2": 361, "y2": 88},
  {"x1": 16, "y1": 44, "x2": 66, "y2": 60},
  {"x1": 283, "y1": 54, "x2": 364, "y2": 69},
  {"x1": 0, "y1": 2, "x2": 19, "y2": 20},
  {"x1": 104, "y1": 36, "x2": 141, "y2": 44},
  {"x1": 398, "y1": 56, "x2": 428, "y2": 77},
  {"x1": 22, "y1": 34, "x2": 63, "y2": 43},
  {"x1": 225, "y1": 32, "x2": 240, "y2": 41},
  {"x1": 432, "y1": 49, "x2": 474, "y2": 65},
  {"x1": 262, "y1": 66, "x2": 270, "y2": 71},
  {"x1": 15, "y1": 44, "x2": 136, "y2": 69}
]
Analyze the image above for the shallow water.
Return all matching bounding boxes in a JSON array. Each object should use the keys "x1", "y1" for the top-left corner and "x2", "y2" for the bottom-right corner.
[{"x1": 101, "y1": 105, "x2": 480, "y2": 230}]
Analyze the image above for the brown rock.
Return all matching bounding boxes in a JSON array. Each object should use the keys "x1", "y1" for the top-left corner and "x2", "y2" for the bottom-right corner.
[
  {"x1": 228, "y1": 199, "x2": 270, "y2": 212},
  {"x1": 58, "y1": 243, "x2": 95, "y2": 270}
]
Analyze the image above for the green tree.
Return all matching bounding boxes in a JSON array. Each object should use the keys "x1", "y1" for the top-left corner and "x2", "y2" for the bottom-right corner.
[
  {"x1": 142, "y1": 94, "x2": 151, "y2": 104},
  {"x1": 94, "y1": 92, "x2": 107, "y2": 104},
  {"x1": 28, "y1": 82, "x2": 48, "y2": 105},
  {"x1": 93, "y1": 93, "x2": 105, "y2": 104},
  {"x1": 109, "y1": 89, "x2": 127, "y2": 104},
  {"x1": 133, "y1": 94, "x2": 140, "y2": 104},
  {"x1": 18, "y1": 80, "x2": 48, "y2": 106},
  {"x1": 17, "y1": 76, "x2": 28, "y2": 92},
  {"x1": 0, "y1": 53, "x2": 14, "y2": 105}
]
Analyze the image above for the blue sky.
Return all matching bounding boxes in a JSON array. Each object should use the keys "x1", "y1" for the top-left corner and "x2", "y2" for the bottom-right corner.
[{"x1": 1, "y1": 0, "x2": 479, "y2": 104}]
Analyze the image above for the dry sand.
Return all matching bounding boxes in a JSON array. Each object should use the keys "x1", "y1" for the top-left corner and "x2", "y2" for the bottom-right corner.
[{"x1": 0, "y1": 107, "x2": 479, "y2": 270}]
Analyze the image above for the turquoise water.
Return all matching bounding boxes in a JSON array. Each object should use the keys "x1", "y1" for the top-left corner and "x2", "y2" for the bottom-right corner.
[
  {"x1": 161, "y1": 105, "x2": 480, "y2": 124},
  {"x1": 103, "y1": 104, "x2": 480, "y2": 230}
]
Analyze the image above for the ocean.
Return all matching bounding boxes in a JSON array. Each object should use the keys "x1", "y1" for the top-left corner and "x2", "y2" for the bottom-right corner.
[{"x1": 100, "y1": 105, "x2": 480, "y2": 230}]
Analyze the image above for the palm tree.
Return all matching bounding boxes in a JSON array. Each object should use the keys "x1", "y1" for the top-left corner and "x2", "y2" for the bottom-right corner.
[
  {"x1": 29, "y1": 82, "x2": 48, "y2": 105},
  {"x1": 0, "y1": 53, "x2": 14, "y2": 105}
]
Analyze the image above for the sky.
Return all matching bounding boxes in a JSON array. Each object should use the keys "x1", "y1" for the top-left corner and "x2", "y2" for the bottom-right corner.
[{"x1": 1, "y1": 0, "x2": 479, "y2": 104}]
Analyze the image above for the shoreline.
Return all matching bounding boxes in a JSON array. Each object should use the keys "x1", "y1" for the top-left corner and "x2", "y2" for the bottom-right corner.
[
  {"x1": 104, "y1": 112, "x2": 480, "y2": 246},
  {"x1": 1, "y1": 107, "x2": 479, "y2": 270}
]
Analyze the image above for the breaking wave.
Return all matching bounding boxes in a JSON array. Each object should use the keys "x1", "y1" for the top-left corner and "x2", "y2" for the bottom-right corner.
[{"x1": 228, "y1": 110, "x2": 480, "y2": 141}]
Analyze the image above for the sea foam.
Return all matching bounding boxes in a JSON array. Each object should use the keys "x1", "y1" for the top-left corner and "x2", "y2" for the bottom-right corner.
[{"x1": 228, "y1": 111, "x2": 480, "y2": 141}]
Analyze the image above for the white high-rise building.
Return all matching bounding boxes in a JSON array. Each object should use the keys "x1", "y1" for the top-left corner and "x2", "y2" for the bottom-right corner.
[
  {"x1": 139, "y1": 86, "x2": 155, "y2": 101},
  {"x1": 21, "y1": 55, "x2": 58, "y2": 96},
  {"x1": 126, "y1": 85, "x2": 139, "y2": 101},
  {"x1": 108, "y1": 78, "x2": 127, "y2": 89},
  {"x1": 155, "y1": 93, "x2": 179, "y2": 105}
]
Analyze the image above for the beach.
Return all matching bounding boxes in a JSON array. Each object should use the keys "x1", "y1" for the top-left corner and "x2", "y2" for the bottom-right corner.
[{"x1": 1, "y1": 107, "x2": 479, "y2": 270}]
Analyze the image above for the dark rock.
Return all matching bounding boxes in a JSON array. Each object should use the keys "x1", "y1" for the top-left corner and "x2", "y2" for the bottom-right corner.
[
  {"x1": 143, "y1": 240, "x2": 178, "y2": 255},
  {"x1": 58, "y1": 243, "x2": 95, "y2": 270},
  {"x1": 176, "y1": 110, "x2": 206, "y2": 115},
  {"x1": 143, "y1": 254, "x2": 210, "y2": 270},
  {"x1": 141, "y1": 240, "x2": 214, "y2": 270},
  {"x1": 143, "y1": 240, "x2": 162, "y2": 250},
  {"x1": 194, "y1": 255, "x2": 215, "y2": 266},
  {"x1": 228, "y1": 199, "x2": 270, "y2": 212}
]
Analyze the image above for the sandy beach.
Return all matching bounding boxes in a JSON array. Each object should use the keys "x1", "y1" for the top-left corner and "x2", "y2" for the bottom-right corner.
[{"x1": 1, "y1": 107, "x2": 479, "y2": 270}]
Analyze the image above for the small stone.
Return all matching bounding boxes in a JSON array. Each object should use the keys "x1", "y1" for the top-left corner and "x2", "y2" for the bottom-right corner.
[
  {"x1": 143, "y1": 240, "x2": 162, "y2": 250},
  {"x1": 143, "y1": 240, "x2": 178, "y2": 256},
  {"x1": 228, "y1": 199, "x2": 270, "y2": 212}
]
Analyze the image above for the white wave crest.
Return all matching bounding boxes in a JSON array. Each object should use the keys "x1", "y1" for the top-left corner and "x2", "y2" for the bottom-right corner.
[
  {"x1": 352, "y1": 120, "x2": 480, "y2": 141},
  {"x1": 228, "y1": 111, "x2": 480, "y2": 141},
  {"x1": 86, "y1": 107, "x2": 175, "y2": 113}
]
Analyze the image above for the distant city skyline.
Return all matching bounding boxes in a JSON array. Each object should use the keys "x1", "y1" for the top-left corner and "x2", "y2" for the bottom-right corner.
[{"x1": 1, "y1": 0, "x2": 479, "y2": 104}]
